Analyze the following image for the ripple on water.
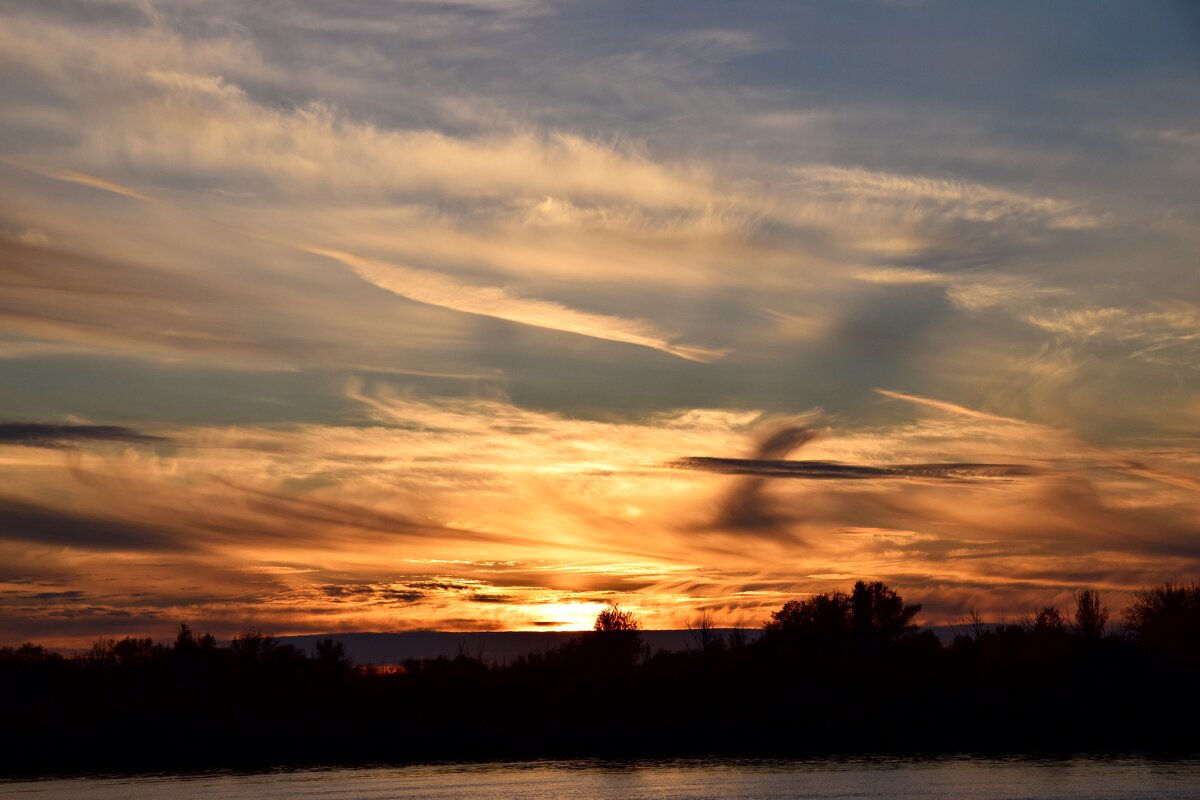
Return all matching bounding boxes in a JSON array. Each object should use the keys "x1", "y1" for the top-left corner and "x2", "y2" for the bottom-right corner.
[{"x1": 2, "y1": 756, "x2": 1199, "y2": 800}]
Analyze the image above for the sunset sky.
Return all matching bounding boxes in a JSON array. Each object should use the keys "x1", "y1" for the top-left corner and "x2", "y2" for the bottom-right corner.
[{"x1": 1, "y1": 0, "x2": 1198, "y2": 648}]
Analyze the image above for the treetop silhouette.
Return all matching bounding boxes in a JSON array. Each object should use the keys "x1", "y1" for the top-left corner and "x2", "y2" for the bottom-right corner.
[{"x1": 3, "y1": 579, "x2": 1200, "y2": 774}]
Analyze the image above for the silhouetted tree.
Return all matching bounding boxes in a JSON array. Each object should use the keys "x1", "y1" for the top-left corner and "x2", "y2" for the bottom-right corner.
[
  {"x1": 764, "y1": 590, "x2": 852, "y2": 641},
  {"x1": 1124, "y1": 582, "x2": 1200, "y2": 651},
  {"x1": 231, "y1": 630, "x2": 277, "y2": 660},
  {"x1": 88, "y1": 636, "x2": 157, "y2": 666},
  {"x1": 315, "y1": 638, "x2": 351, "y2": 674},
  {"x1": 1072, "y1": 589, "x2": 1108, "y2": 640},
  {"x1": 594, "y1": 603, "x2": 640, "y2": 632},
  {"x1": 175, "y1": 623, "x2": 196, "y2": 651},
  {"x1": 588, "y1": 603, "x2": 646, "y2": 667},
  {"x1": 1028, "y1": 605, "x2": 1067, "y2": 635},
  {"x1": 6, "y1": 579, "x2": 1200, "y2": 775},
  {"x1": 1, "y1": 642, "x2": 61, "y2": 663},
  {"x1": 850, "y1": 580, "x2": 921, "y2": 642},
  {"x1": 762, "y1": 581, "x2": 921, "y2": 654}
]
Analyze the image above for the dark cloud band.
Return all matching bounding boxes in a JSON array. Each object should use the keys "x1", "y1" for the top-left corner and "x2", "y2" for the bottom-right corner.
[
  {"x1": 0, "y1": 422, "x2": 167, "y2": 448},
  {"x1": 672, "y1": 457, "x2": 1039, "y2": 481},
  {"x1": 0, "y1": 497, "x2": 185, "y2": 552}
]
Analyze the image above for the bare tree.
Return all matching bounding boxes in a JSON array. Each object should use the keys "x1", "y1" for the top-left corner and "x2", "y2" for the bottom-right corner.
[
  {"x1": 687, "y1": 610, "x2": 724, "y2": 655},
  {"x1": 727, "y1": 626, "x2": 747, "y2": 650},
  {"x1": 966, "y1": 605, "x2": 986, "y2": 642},
  {"x1": 953, "y1": 605, "x2": 987, "y2": 643}
]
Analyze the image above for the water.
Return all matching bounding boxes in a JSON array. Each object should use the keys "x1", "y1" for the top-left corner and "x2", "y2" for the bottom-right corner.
[{"x1": 2, "y1": 757, "x2": 1198, "y2": 799}]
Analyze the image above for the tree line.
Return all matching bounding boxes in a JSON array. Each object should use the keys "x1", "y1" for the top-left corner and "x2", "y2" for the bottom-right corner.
[{"x1": 2, "y1": 581, "x2": 1199, "y2": 775}]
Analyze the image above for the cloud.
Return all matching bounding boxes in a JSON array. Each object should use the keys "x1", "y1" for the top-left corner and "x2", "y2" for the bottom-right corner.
[
  {"x1": 36, "y1": 56, "x2": 719, "y2": 209},
  {"x1": 0, "y1": 422, "x2": 167, "y2": 448},
  {"x1": 754, "y1": 426, "x2": 819, "y2": 460},
  {"x1": 687, "y1": 417, "x2": 1048, "y2": 543},
  {"x1": 872, "y1": 387, "x2": 1031, "y2": 425},
  {"x1": 785, "y1": 165, "x2": 1099, "y2": 230},
  {"x1": 40, "y1": 168, "x2": 151, "y2": 202},
  {"x1": 1025, "y1": 304, "x2": 1200, "y2": 367},
  {"x1": 851, "y1": 267, "x2": 948, "y2": 285},
  {"x1": 706, "y1": 423, "x2": 817, "y2": 536},
  {"x1": 0, "y1": 230, "x2": 503, "y2": 371},
  {"x1": 0, "y1": 497, "x2": 186, "y2": 552},
  {"x1": 306, "y1": 246, "x2": 725, "y2": 362},
  {"x1": 1, "y1": 3, "x2": 1198, "y2": 646},
  {"x1": 0, "y1": 237, "x2": 292, "y2": 365},
  {"x1": 945, "y1": 277, "x2": 1066, "y2": 312},
  {"x1": 216, "y1": 480, "x2": 546, "y2": 548},
  {"x1": 673, "y1": 457, "x2": 1038, "y2": 481},
  {"x1": 26, "y1": 590, "x2": 87, "y2": 601}
]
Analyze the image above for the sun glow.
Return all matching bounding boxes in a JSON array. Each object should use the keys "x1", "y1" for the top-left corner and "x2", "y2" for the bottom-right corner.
[{"x1": 511, "y1": 601, "x2": 612, "y2": 632}]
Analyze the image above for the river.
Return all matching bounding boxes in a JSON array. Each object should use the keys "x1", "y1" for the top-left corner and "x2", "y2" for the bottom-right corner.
[{"x1": 3, "y1": 757, "x2": 1197, "y2": 799}]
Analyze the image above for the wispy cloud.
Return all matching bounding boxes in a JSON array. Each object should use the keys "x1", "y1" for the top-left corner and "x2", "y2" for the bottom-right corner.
[
  {"x1": 851, "y1": 267, "x2": 948, "y2": 285},
  {"x1": 1026, "y1": 304, "x2": 1200, "y2": 368},
  {"x1": 41, "y1": 168, "x2": 151, "y2": 202},
  {"x1": 786, "y1": 164, "x2": 1099, "y2": 230},
  {"x1": 872, "y1": 388, "x2": 1030, "y2": 425},
  {"x1": 306, "y1": 246, "x2": 725, "y2": 362}
]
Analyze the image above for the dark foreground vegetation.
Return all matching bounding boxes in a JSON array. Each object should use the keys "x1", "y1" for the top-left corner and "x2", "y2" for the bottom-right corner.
[{"x1": 3, "y1": 581, "x2": 1200, "y2": 775}]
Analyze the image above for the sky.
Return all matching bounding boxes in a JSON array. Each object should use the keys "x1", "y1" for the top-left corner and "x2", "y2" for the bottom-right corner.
[{"x1": 1, "y1": 0, "x2": 1198, "y2": 648}]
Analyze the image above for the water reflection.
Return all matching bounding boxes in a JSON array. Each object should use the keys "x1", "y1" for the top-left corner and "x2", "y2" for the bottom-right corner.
[{"x1": 3, "y1": 757, "x2": 1198, "y2": 800}]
